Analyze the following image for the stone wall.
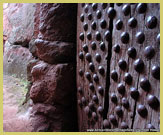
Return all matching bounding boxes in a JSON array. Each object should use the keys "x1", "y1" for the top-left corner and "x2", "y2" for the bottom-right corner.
[
  {"x1": 3, "y1": 3, "x2": 78, "y2": 131},
  {"x1": 3, "y1": 3, "x2": 38, "y2": 79},
  {"x1": 30, "y1": 3, "x2": 78, "y2": 131}
]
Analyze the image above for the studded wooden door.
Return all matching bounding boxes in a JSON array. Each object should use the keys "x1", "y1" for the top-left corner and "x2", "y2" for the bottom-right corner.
[{"x1": 77, "y1": 3, "x2": 160, "y2": 132}]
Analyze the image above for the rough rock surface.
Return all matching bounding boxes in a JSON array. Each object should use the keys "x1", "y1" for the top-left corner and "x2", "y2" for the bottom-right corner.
[
  {"x1": 31, "y1": 103, "x2": 77, "y2": 132},
  {"x1": 30, "y1": 61, "x2": 75, "y2": 106},
  {"x1": 3, "y1": 3, "x2": 78, "y2": 132},
  {"x1": 3, "y1": 41, "x2": 34, "y2": 79},
  {"x1": 3, "y1": 3, "x2": 39, "y2": 78},
  {"x1": 3, "y1": 3, "x2": 36, "y2": 46},
  {"x1": 38, "y1": 3, "x2": 77, "y2": 42},
  {"x1": 35, "y1": 39, "x2": 75, "y2": 64}
]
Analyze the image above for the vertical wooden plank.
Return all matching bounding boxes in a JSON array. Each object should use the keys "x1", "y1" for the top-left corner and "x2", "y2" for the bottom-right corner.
[
  {"x1": 108, "y1": 3, "x2": 136, "y2": 129},
  {"x1": 77, "y1": 4, "x2": 88, "y2": 131},
  {"x1": 133, "y1": 3, "x2": 160, "y2": 130},
  {"x1": 108, "y1": 3, "x2": 160, "y2": 131},
  {"x1": 144, "y1": 4, "x2": 160, "y2": 130},
  {"x1": 77, "y1": 3, "x2": 160, "y2": 132},
  {"x1": 77, "y1": 3, "x2": 111, "y2": 131}
]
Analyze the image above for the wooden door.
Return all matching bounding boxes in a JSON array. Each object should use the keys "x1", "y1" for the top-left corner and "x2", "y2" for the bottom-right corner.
[{"x1": 77, "y1": 3, "x2": 160, "y2": 132}]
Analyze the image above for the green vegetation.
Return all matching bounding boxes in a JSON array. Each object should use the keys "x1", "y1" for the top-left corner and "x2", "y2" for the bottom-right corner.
[{"x1": 7, "y1": 74, "x2": 30, "y2": 113}]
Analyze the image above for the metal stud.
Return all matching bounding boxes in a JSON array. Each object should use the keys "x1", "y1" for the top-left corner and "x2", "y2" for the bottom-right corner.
[
  {"x1": 147, "y1": 95, "x2": 159, "y2": 110},
  {"x1": 78, "y1": 100, "x2": 82, "y2": 108},
  {"x1": 107, "y1": 7, "x2": 116, "y2": 19},
  {"x1": 140, "y1": 77, "x2": 150, "y2": 92},
  {"x1": 79, "y1": 52, "x2": 84, "y2": 59},
  {"x1": 118, "y1": 59, "x2": 127, "y2": 70},
  {"x1": 151, "y1": 65, "x2": 160, "y2": 80},
  {"x1": 136, "y1": 32, "x2": 145, "y2": 44},
  {"x1": 89, "y1": 62, "x2": 95, "y2": 72},
  {"x1": 88, "y1": 13, "x2": 92, "y2": 20},
  {"x1": 137, "y1": 104, "x2": 148, "y2": 118},
  {"x1": 79, "y1": 33, "x2": 84, "y2": 41},
  {"x1": 144, "y1": 46, "x2": 155, "y2": 59},
  {"x1": 92, "y1": 112, "x2": 98, "y2": 121},
  {"x1": 116, "y1": 3, "x2": 123, "y2": 6},
  {"x1": 111, "y1": 93, "x2": 118, "y2": 104},
  {"x1": 100, "y1": 19, "x2": 107, "y2": 29},
  {"x1": 91, "y1": 21, "x2": 96, "y2": 30},
  {"x1": 88, "y1": 102, "x2": 95, "y2": 111},
  {"x1": 113, "y1": 44, "x2": 120, "y2": 53},
  {"x1": 98, "y1": 86, "x2": 104, "y2": 96},
  {"x1": 103, "y1": 119, "x2": 111, "y2": 129},
  {"x1": 105, "y1": 30, "x2": 111, "y2": 41},
  {"x1": 95, "y1": 53, "x2": 101, "y2": 62},
  {"x1": 134, "y1": 58, "x2": 144, "y2": 73},
  {"x1": 117, "y1": 83, "x2": 125, "y2": 95},
  {"x1": 79, "y1": 69, "x2": 84, "y2": 76},
  {"x1": 98, "y1": 66, "x2": 105, "y2": 75},
  {"x1": 91, "y1": 41, "x2": 96, "y2": 50},
  {"x1": 92, "y1": 95, "x2": 98, "y2": 103},
  {"x1": 115, "y1": 19, "x2": 123, "y2": 30},
  {"x1": 130, "y1": 113, "x2": 134, "y2": 119},
  {"x1": 122, "y1": 4, "x2": 131, "y2": 16},
  {"x1": 81, "y1": 3, "x2": 85, "y2": 8},
  {"x1": 124, "y1": 72, "x2": 132, "y2": 85},
  {"x1": 95, "y1": 31, "x2": 101, "y2": 41},
  {"x1": 157, "y1": 33, "x2": 160, "y2": 44},
  {"x1": 147, "y1": 124, "x2": 155, "y2": 129},
  {"x1": 92, "y1": 3, "x2": 98, "y2": 11},
  {"x1": 121, "y1": 122, "x2": 129, "y2": 129},
  {"x1": 84, "y1": 5, "x2": 89, "y2": 13},
  {"x1": 128, "y1": 17, "x2": 137, "y2": 28},
  {"x1": 78, "y1": 87, "x2": 83, "y2": 94},
  {"x1": 127, "y1": 47, "x2": 137, "y2": 59},
  {"x1": 84, "y1": 106, "x2": 91, "y2": 117},
  {"x1": 81, "y1": 97, "x2": 86, "y2": 106},
  {"x1": 87, "y1": 32, "x2": 92, "y2": 40},
  {"x1": 111, "y1": 70, "x2": 118, "y2": 81},
  {"x1": 85, "y1": 53, "x2": 92, "y2": 62},
  {"x1": 102, "y1": 3, "x2": 108, "y2": 9},
  {"x1": 97, "y1": 106, "x2": 103, "y2": 115},
  {"x1": 122, "y1": 97, "x2": 129, "y2": 109},
  {"x1": 100, "y1": 42, "x2": 105, "y2": 51},
  {"x1": 82, "y1": 44, "x2": 88, "y2": 52},
  {"x1": 85, "y1": 72, "x2": 91, "y2": 81},
  {"x1": 89, "y1": 83, "x2": 94, "y2": 91},
  {"x1": 130, "y1": 87, "x2": 139, "y2": 100},
  {"x1": 137, "y1": 3, "x2": 147, "y2": 14},
  {"x1": 93, "y1": 74, "x2": 99, "y2": 82},
  {"x1": 121, "y1": 32, "x2": 130, "y2": 44},
  {"x1": 115, "y1": 106, "x2": 123, "y2": 117},
  {"x1": 96, "y1": 10, "x2": 102, "y2": 19},
  {"x1": 83, "y1": 23, "x2": 88, "y2": 31},
  {"x1": 147, "y1": 16, "x2": 157, "y2": 29},
  {"x1": 80, "y1": 14, "x2": 84, "y2": 22},
  {"x1": 109, "y1": 115, "x2": 117, "y2": 125}
]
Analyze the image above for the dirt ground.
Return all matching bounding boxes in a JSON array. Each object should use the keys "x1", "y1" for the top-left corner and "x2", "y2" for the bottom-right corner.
[{"x1": 3, "y1": 74, "x2": 33, "y2": 132}]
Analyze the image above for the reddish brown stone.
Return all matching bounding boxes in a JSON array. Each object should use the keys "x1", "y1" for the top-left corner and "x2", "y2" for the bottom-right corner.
[
  {"x1": 38, "y1": 3, "x2": 77, "y2": 42},
  {"x1": 3, "y1": 41, "x2": 34, "y2": 79},
  {"x1": 31, "y1": 103, "x2": 77, "y2": 132},
  {"x1": 35, "y1": 39, "x2": 75, "y2": 64},
  {"x1": 3, "y1": 3, "x2": 37, "y2": 46},
  {"x1": 30, "y1": 61, "x2": 75, "y2": 106}
]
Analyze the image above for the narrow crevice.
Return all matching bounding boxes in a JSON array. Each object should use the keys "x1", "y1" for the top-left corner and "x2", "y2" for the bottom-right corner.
[
  {"x1": 131, "y1": 73, "x2": 140, "y2": 128},
  {"x1": 103, "y1": 3, "x2": 114, "y2": 120}
]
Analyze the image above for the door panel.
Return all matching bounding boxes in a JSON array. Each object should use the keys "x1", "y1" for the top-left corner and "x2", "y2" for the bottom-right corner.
[{"x1": 77, "y1": 3, "x2": 160, "y2": 131}]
